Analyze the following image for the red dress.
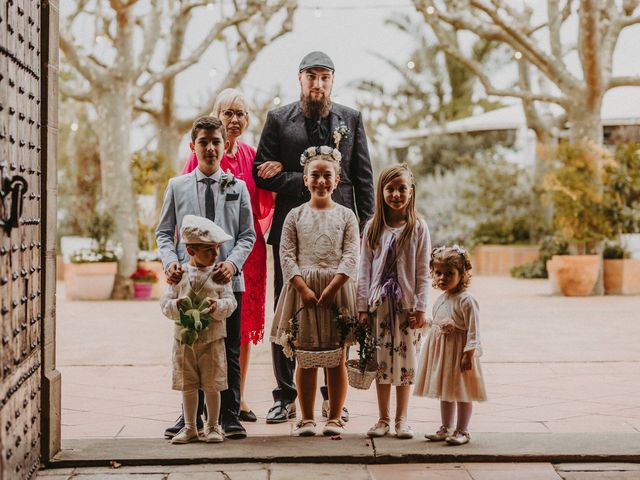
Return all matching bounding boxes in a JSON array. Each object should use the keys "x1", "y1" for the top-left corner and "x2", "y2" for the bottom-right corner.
[{"x1": 182, "y1": 142, "x2": 274, "y2": 345}]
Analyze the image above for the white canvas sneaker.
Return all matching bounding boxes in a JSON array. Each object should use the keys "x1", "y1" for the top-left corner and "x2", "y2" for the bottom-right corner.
[
  {"x1": 170, "y1": 427, "x2": 199, "y2": 444},
  {"x1": 204, "y1": 424, "x2": 225, "y2": 443}
]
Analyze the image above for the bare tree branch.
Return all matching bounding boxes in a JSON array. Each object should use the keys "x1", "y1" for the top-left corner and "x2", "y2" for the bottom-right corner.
[
  {"x1": 426, "y1": 15, "x2": 568, "y2": 107},
  {"x1": 59, "y1": 31, "x2": 108, "y2": 86},
  {"x1": 136, "y1": 4, "x2": 259, "y2": 98},
  {"x1": 59, "y1": 81, "x2": 92, "y2": 103},
  {"x1": 609, "y1": 76, "x2": 640, "y2": 88},
  {"x1": 135, "y1": 0, "x2": 163, "y2": 77}
]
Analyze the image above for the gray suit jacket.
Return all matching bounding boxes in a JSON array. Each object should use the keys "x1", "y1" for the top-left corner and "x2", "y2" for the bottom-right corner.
[
  {"x1": 156, "y1": 169, "x2": 256, "y2": 292},
  {"x1": 253, "y1": 101, "x2": 374, "y2": 245}
]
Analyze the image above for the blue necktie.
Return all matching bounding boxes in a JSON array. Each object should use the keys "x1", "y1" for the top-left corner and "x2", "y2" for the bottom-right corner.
[{"x1": 201, "y1": 178, "x2": 215, "y2": 221}]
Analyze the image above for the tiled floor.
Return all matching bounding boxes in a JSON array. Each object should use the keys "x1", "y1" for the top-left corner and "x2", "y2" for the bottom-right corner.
[
  {"x1": 36, "y1": 462, "x2": 640, "y2": 479},
  {"x1": 56, "y1": 273, "x2": 640, "y2": 439}
]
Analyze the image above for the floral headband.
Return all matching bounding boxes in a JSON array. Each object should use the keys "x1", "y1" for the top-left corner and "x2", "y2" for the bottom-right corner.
[
  {"x1": 299, "y1": 145, "x2": 342, "y2": 166},
  {"x1": 433, "y1": 244, "x2": 468, "y2": 258}
]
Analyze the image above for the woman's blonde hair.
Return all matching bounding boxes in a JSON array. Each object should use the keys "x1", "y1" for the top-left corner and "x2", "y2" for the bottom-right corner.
[
  {"x1": 430, "y1": 245, "x2": 473, "y2": 291},
  {"x1": 366, "y1": 163, "x2": 420, "y2": 251},
  {"x1": 211, "y1": 88, "x2": 250, "y2": 127}
]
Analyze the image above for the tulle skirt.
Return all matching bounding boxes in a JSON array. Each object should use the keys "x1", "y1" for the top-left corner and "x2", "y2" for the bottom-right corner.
[
  {"x1": 271, "y1": 267, "x2": 357, "y2": 350},
  {"x1": 414, "y1": 326, "x2": 487, "y2": 402}
]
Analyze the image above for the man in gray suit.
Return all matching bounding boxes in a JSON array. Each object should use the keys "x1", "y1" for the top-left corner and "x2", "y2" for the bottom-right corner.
[
  {"x1": 253, "y1": 51, "x2": 375, "y2": 423},
  {"x1": 157, "y1": 116, "x2": 255, "y2": 439}
]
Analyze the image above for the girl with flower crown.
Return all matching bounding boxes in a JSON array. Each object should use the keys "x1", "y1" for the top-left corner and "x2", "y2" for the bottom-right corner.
[
  {"x1": 357, "y1": 164, "x2": 431, "y2": 440},
  {"x1": 414, "y1": 245, "x2": 487, "y2": 446},
  {"x1": 271, "y1": 146, "x2": 360, "y2": 437}
]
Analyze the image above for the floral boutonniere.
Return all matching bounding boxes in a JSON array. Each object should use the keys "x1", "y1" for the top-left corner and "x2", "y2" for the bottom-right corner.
[
  {"x1": 220, "y1": 169, "x2": 237, "y2": 193},
  {"x1": 333, "y1": 122, "x2": 350, "y2": 149}
]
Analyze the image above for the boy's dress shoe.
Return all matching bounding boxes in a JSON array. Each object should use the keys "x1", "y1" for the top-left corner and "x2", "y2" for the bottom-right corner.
[
  {"x1": 239, "y1": 409, "x2": 257, "y2": 422},
  {"x1": 222, "y1": 415, "x2": 247, "y2": 439},
  {"x1": 266, "y1": 401, "x2": 296, "y2": 424}
]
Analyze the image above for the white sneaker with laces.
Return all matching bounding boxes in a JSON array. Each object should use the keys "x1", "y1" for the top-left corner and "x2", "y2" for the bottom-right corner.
[
  {"x1": 204, "y1": 424, "x2": 225, "y2": 443},
  {"x1": 171, "y1": 427, "x2": 199, "y2": 444},
  {"x1": 294, "y1": 419, "x2": 317, "y2": 437},
  {"x1": 366, "y1": 421, "x2": 390, "y2": 438}
]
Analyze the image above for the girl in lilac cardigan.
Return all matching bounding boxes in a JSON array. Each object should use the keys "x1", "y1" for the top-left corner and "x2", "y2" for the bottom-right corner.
[{"x1": 357, "y1": 164, "x2": 431, "y2": 440}]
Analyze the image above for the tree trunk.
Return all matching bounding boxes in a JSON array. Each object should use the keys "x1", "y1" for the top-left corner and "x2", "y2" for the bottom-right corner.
[
  {"x1": 156, "y1": 121, "x2": 185, "y2": 172},
  {"x1": 567, "y1": 101, "x2": 605, "y2": 295},
  {"x1": 95, "y1": 87, "x2": 138, "y2": 299}
]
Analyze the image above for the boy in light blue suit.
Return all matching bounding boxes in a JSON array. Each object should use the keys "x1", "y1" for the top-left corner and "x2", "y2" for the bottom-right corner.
[{"x1": 156, "y1": 116, "x2": 255, "y2": 439}]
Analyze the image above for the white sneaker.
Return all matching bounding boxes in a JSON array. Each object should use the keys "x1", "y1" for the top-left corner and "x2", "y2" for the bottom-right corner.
[
  {"x1": 425, "y1": 425, "x2": 453, "y2": 442},
  {"x1": 322, "y1": 419, "x2": 345, "y2": 436},
  {"x1": 366, "y1": 421, "x2": 390, "y2": 438},
  {"x1": 171, "y1": 427, "x2": 199, "y2": 444},
  {"x1": 294, "y1": 419, "x2": 317, "y2": 437},
  {"x1": 204, "y1": 424, "x2": 224, "y2": 443}
]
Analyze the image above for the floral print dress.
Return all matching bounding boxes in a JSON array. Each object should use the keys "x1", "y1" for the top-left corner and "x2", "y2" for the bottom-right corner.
[{"x1": 369, "y1": 226, "x2": 424, "y2": 386}]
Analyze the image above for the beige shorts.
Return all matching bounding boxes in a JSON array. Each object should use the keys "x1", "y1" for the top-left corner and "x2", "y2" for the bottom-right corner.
[{"x1": 172, "y1": 338, "x2": 227, "y2": 392}]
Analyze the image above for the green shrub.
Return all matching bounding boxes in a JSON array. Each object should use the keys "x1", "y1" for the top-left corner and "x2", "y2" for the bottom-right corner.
[
  {"x1": 602, "y1": 242, "x2": 628, "y2": 260},
  {"x1": 510, "y1": 236, "x2": 569, "y2": 279}
]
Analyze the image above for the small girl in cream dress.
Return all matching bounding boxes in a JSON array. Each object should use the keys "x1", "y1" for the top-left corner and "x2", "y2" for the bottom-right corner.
[{"x1": 414, "y1": 245, "x2": 487, "y2": 446}]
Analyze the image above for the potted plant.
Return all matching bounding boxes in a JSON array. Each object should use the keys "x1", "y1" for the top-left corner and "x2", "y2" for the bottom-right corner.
[
  {"x1": 65, "y1": 211, "x2": 120, "y2": 300},
  {"x1": 543, "y1": 143, "x2": 613, "y2": 296},
  {"x1": 602, "y1": 242, "x2": 640, "y2": 295},
  {"x1": 129, "y1": 265, "x2": 159, "y2": 300}
]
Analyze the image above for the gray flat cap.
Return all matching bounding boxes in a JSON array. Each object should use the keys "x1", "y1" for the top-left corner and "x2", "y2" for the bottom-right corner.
[{"x1": 299, "y1": 51, "x2": 335, "y2": 73}]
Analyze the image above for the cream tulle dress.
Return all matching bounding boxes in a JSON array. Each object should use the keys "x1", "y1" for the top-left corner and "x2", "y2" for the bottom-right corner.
[
  {"x1": 414, "y1": 291, "x2": 487, "y2": 402},
  {"x1": 271, "y1": 203, "x2": 359, "y2": 351}
]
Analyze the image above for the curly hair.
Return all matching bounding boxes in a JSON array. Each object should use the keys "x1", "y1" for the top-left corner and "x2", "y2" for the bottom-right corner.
[{"x1": 430, "y1": 245, "x2": 473, "y2": 291}]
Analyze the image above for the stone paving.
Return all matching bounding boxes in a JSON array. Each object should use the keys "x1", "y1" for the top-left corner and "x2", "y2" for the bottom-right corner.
[
  {"x1": 36, "y1": 462, "x2": 640, "y2": 479},
  {"x1": 55, "y1": 272, "x2": 640, "y2": 439}
]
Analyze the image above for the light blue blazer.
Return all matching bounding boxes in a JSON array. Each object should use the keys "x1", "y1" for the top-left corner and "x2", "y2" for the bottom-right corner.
[{"x1": 156, "y1": 169, "x2": 256, "y2": 292}]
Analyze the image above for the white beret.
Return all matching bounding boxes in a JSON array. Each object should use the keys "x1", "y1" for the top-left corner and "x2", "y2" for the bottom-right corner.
[{"x1": 180, "y1": 215, "x2": 233, "y2": 245}]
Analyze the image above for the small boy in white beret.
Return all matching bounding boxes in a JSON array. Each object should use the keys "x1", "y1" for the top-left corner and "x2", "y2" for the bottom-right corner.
[{"x1": 160, "y1": 215, "x2": 237, "y2": 444}]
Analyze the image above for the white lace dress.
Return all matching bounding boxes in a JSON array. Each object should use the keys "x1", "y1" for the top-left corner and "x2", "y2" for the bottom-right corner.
[{"x1": 271, "y1": 203, "x2": 359, "y2": 351}]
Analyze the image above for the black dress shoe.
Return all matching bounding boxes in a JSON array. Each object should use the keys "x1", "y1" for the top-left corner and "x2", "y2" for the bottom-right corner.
[
  {"x1": 164, "y1": 414, "x2": 204, "y2": 438},
  {"x1": 266, "y1": 401, "x2": 296, "y2": 424},
  {"x1": 239, "y1": 409, "x2": 258, "y2": 422},
  {"x1": 222, "y1": 416, "x2": 247, "y2": 439}
]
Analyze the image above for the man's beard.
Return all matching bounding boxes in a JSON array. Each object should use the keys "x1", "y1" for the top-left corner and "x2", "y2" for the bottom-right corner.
[{"x1": 300, "y1": 92, "x2": 331, "y2": 119}]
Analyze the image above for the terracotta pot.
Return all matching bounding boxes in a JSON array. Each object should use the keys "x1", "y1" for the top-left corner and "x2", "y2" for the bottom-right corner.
[
  {"x1": 604, "y1": 259, "x2": 640, "y2": 295},
  {"x1": 133, "y1": 282, "x2": 153, "y2": 300},
  {"x1": 64, "y1": 262, "x2": 117, "y2": 300},
  {"x1": 552, "y1": 255, "x2": 600, "y2": 296}
]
